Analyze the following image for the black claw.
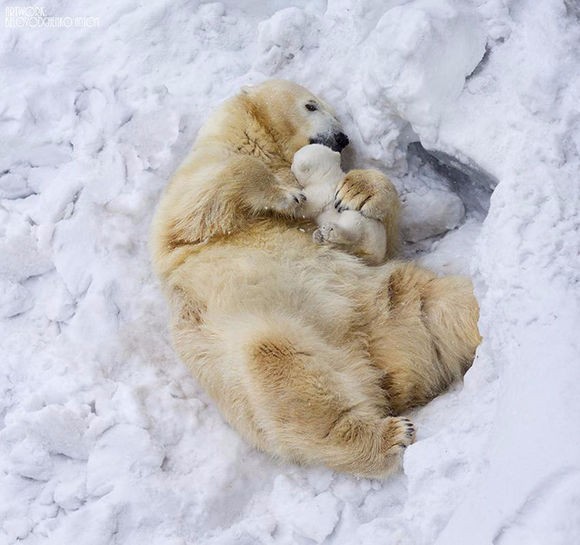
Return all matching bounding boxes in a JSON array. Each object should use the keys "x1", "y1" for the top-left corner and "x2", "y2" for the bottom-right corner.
[
  {"x1": 335, "y1": 199, "x2": 342, "y2": 210},
  {"x1": 359, "y1": 195, "x2": 372, "y2": 209}
]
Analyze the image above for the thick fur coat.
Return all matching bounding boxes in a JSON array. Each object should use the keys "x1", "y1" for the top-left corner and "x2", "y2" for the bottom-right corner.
[{"x1": 150, "y1": 80, "x2": 481, "y2": 478}]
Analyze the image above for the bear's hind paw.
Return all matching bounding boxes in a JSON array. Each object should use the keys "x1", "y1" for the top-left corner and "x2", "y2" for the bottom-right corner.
[{"x1": 382, "y1": 416, "x2": 416, "y2": 455}]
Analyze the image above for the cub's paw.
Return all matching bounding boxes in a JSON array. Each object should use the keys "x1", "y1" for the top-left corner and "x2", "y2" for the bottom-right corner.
[
  {"x1": 334, "y1": 170, "x2": 393, "y2": 221},
  {"x1": 312, "y1": 223, "x2": 335, "y2": 244},
  {"x1": 273, "y1": 187, "x2": 306, "y2": 215},
  {"x1": 313, "y1": 229, "x2": 325, "y2": 244}
]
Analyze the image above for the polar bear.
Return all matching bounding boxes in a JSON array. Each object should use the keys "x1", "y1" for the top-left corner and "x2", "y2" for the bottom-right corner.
[
  {"x1": 291, "y1": 143, "x2": 400, "y2": 264},
  {"x1": 150, "y1": 80, "x2": 481, "y2": 478}
]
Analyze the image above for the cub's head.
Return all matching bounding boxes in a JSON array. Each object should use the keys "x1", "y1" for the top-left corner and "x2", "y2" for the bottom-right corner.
[
  {"x1": 242, "y1": 80, "x2": 349, "y2": 161},
  {"x1": 291, "y1": 144, "x2": 343, "y2": 187}
]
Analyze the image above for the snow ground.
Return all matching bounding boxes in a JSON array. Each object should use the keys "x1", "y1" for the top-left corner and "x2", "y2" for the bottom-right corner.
[{"x1": 1, "y1": 0, "x2": 579, "y2": 544}]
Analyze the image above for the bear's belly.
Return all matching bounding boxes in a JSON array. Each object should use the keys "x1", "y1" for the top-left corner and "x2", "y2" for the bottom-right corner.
[{"x1": 171, "y1": 222, "x2": 378, "y2": 343}]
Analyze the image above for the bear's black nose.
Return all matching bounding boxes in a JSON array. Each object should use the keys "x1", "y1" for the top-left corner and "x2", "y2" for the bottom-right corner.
[
  {"x1": 310, "y1": 132, "x2": 350, "y2": 152},
  {"x1": 334, "y1": 132, "x2": 349, "y2": 152}
]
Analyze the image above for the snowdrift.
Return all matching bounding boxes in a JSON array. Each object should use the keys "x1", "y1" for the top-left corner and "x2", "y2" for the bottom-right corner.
[{"x1": 1, "y1": 1, "x2": 579, "y2": 543}]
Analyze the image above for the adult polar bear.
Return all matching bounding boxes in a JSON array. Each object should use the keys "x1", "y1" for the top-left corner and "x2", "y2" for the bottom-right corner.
[{"x1": 151, "y1": 80, "x2": 481, "y2": 478}]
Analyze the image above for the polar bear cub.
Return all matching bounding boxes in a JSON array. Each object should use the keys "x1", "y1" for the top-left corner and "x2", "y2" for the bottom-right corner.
[{"x1": 292, "y1": 144, "x2": 387, "y2": 265}]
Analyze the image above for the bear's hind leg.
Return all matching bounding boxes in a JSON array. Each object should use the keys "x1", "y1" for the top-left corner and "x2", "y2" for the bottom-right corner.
[
  {"x1": 421, "y1": 275, "x2": 482, "y2": 379},
  {"x1": 244, "y1": 320, "x2": 415, "y2": 478},
  {"x1": 370, "y1": 264, "x2": 481, "y2": 413}
]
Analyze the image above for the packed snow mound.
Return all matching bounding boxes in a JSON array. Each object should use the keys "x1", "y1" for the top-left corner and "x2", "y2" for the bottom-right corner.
[
  {"x1": 1, "y1": 1, "x2": 580, "y2": 544},
  {"x1": 255, "y1": 7, "x2": 321, "y2": 75},
  {"x1": 361, "y1": 0, "x2": 486, "y2": 143}
]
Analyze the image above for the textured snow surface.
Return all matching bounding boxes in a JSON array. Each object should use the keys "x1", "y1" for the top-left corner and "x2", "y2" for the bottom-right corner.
[{"x1": 1, "y1": 1, "x2": 580, "y2": 544}]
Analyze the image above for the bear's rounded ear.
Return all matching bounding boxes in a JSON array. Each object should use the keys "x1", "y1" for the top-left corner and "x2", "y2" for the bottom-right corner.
[{"x1": 241, "y1": 84, "x2": 255, "y2": 95}]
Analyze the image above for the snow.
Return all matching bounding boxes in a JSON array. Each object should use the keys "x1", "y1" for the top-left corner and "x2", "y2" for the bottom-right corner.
[
  {"x1": 1, "y1": 1, "x2": 579, "y2": 544},
  {"x1": 400, "y1": 189, "x2": 466, "y2": 243}
]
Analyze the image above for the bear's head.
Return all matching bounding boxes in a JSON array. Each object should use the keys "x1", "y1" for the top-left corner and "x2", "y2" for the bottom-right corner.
[
  {"x1": 242, "y1": 80, "x2": 349, "y2": 161},
  {"x1": 291, "y1": 143, "x2": 343, "y2": 188}
]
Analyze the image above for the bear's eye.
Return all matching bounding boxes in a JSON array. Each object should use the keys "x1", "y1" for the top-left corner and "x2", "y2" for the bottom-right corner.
[{"x1": 305, "y1": 103, "x2": 318, "y2": 112}]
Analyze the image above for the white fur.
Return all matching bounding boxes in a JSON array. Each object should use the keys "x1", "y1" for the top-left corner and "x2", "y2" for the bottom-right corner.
[{"x1": 292, "y1": 144, "x2": 387, "y2": 265}]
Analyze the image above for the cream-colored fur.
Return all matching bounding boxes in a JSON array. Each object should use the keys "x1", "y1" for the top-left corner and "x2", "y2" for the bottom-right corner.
[
  {"x1": 292, "y1": 143, "x2": 399, "y2": 264},
  {"x1": 150, "y1": 80, "x2": 481, "y2": 478}
]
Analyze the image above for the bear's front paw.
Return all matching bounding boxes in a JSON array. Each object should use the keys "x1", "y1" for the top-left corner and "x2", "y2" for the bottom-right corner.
[
  {"x1": 273, "y1": 187, "x2": 307, "y2": 215},
  {"x1": 334, "y1": 170, "x2": 392, "y2": 221}
]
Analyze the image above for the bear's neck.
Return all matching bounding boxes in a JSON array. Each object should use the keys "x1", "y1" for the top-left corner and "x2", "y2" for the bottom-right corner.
[
  {"x1": 195, "y1": 95, "x2": 293, "y2": 169},
  {"x1": 235, "y1": 95, "x2": 292, "y2": 167}
]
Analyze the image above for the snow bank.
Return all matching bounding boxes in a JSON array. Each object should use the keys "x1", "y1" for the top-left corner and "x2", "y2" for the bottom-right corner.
[
  {"x1": 360, "y1": 0, "x2": 486, "y2": 145},
  {"x1": 1, "y1": 1, "x2": 579, "y2": 544}
]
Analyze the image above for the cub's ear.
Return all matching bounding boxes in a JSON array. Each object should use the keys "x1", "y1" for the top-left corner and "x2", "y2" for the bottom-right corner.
[
  {"x1": 291, "y1": 156, "x2": 313, "y2": 181},
  {"x1": 293, "y1": 160, "x2": 311, "y2": 174}
]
